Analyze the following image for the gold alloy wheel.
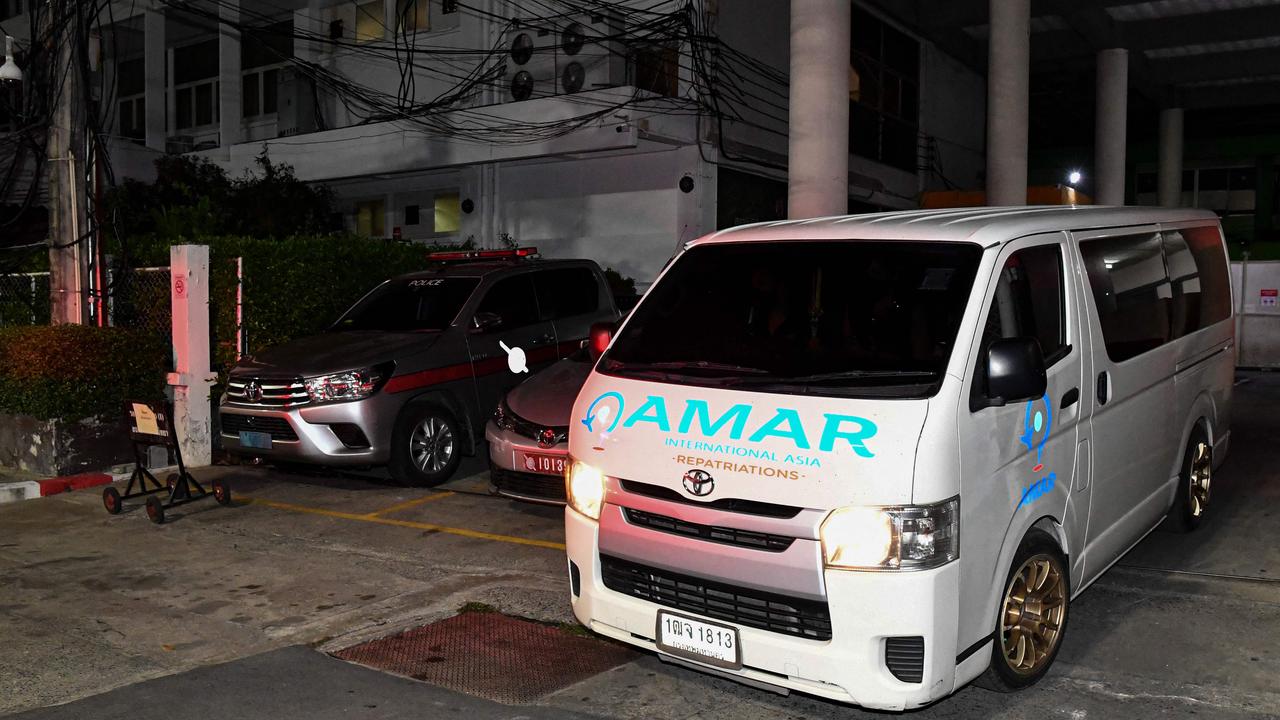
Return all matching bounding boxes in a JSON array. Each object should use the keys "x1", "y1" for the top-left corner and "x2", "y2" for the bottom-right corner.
[
  {"x1": 1189, "y1": 441, "x2": 1212, "y2": 518},
  {"x1": 1000, "y1": 554, "x2": 1066, "y2": 676}
]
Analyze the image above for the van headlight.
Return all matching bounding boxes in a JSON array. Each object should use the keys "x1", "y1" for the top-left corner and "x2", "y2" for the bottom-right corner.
[
  {"x1": 566, "y1": 458, "x2": 606, "y2": 520},
  {"x1": 820, "y1": 497, "x2": 958, "y2": 571}
]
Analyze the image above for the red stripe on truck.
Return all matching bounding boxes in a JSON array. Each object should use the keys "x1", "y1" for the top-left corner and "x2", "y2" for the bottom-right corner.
[{"x1": 383, "y1": 340, "x2": 581, "y2": 394}]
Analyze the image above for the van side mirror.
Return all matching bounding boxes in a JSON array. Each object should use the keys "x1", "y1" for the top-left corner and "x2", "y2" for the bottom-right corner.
[
  {"x1": 588, "y1": 321, "x2": 615, "y2": 360},
  {"x1": 471, "y1": 311, "x2": 504, "y2": 333},
  {"x1": 984, "y1": 337, "x2": 1047, "y2": 407}
]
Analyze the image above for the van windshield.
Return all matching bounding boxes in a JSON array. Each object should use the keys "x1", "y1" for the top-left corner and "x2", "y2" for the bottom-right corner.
[
  {"x1": 332, "y1": 277, "x2": 479, "y2": 333},
  {"x1": 601, "y1": 241, "x2": 982, "y2": 397}
]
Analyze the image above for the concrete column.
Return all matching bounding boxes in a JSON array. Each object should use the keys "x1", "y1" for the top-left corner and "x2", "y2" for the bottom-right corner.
[
  {"x1": 167, "y1": 245, "x2": 215, "y2": 468},
  {"x1": 218, "y1": 0, "x2": 241, "y2": 147},
  {"x1": 1094, "y1": 48, "x2": 1129, "y2": 206},
  {"x1": 1157, "y1": 107, "x2": 1184, "y2": 207},
  {"x1": 787, "y1": 0, "x2": 850, "y2": 219},
  {"x1": 986, "y1": 0, "x2": 1029, "y2": 206},
  {"x1": 143, "y1": 9, "x2": 166, "y2": 152}
]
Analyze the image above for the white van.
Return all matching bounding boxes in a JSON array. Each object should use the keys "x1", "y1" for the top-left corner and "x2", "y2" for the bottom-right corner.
[{"x1": 562, "y1": 206, "x2": 1233, "y2": 711}]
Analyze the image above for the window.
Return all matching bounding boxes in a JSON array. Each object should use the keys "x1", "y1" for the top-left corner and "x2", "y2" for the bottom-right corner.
[
  {"x1": 118, "y1": 97, "x2": 145, "y2": 141},
  {"x1": 241, "y1": 22, "x2": 289, "y2": 119},
  {"x1": 433, "y1": 193, "x2": 460, "y2": 233},
  {"x1": 333, "y1": 277, "x2": 479, "y2": 332},
  {"x1": 173, "y1": 39, "x2": 219, "y2": 131},
  {"x1": 1079, "y1": 233, "x2": 1172, "y2": 362},
  {"x1": 848, "y1": 6, "x2": 920, "y2": 173},
  {"x1": 355, "y1": 199, "x2": 386, "y2": 237},
  {"x1": 355, "y1": 0, "x2": 384, "y2": 42},
  {"x1": 601, "y1": 241, "x2": 982, "y2": 398},
  {"x1": 397, "y1": 0, "x2": 429, "y2": 33},
  {"x1": 242, "y1": 68, "x2": 279, "y2": 118},
  {"x1": 405, "y1": 204, "x2": 420, "y2": 225},
  {"x1": 1164, "y1": 227, "x2": 1231, "y2": 337},
  {"x1": 629, "y1": 43, "x2": 679, "y2": 97},
  {"x1": 477, "y1": 275, "x2": 541, "y2": 329},
  {"x1": 979, "y1": 244, "x2": 1067, "y2": 366},
  {"x1": 535, "y1": 268, "x2": 600, "y2": 320}
]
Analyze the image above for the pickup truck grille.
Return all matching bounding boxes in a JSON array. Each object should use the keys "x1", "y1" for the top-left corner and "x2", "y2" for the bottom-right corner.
[{"x1": 225, "y1": 377, "x2": 308, "y2": 408}]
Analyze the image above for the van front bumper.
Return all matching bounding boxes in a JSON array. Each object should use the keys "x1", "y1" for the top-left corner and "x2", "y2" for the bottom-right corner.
[
  {"x1": 565, "y1": 507, "x2": 962, "y2": 711},
  {"x1": 218, "y1": 396, "x2": 398, "y2": 466}
]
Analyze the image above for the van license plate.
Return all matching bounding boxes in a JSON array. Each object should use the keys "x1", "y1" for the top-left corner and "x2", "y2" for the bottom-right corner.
[
  {"x1": 239, "y1": 431, "x2": 272, "y2": 450},
  {"x1": 517, "y1": 452, "x2": 565, "y2": 476},
  {"x1": 656, "y1": 611, "x2": 741, "y2": 669}
]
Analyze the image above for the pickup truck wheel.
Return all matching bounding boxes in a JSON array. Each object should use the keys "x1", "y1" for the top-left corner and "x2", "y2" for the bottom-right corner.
[
  {"x1": 390, "y1": 404, "x2": 461, "y2": 487},
  {"x1": 978, "y1": 530, "x2": 1069, "y2": 692}
]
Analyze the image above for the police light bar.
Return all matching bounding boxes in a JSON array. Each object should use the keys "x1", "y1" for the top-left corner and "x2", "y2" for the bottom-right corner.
[{"x1": 427, "y1": 247, "x2": 539, "y2": 261}]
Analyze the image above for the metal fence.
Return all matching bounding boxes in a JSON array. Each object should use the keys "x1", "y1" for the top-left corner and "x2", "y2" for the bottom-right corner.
[
  {"x1": 0, "y1": 272, "x2": 52, "y2": 326},
  {"x1": 107, "y1": 266, "x2": 172, "y2": 339}
]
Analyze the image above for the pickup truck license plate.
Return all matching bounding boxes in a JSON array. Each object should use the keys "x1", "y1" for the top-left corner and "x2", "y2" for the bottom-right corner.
[
  {"x1": 239, "y1": 430, "x2": 273, "y2": 450},
  {"x1": 517, "y1": 451, "x2": 565, "y2": 476},
  {"x1": 656, "y1": 611, "x2": 741, "y2": 669}
]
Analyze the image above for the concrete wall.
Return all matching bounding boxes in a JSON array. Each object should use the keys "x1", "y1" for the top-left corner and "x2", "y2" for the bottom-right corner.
[{"x1": 919, "y1": 42, "x2": 986, "y2": 192}]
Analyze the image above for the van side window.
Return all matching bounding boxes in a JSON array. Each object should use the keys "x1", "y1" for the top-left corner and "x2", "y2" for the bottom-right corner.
[
  {"x1": 1079, "y1": 233, "x2": 1173, "y2": 362},
  {"x1": 1163, "y1": 227, "x2": 1231, "y2": 337},
  {"x1": 535, "y1": 267, "x2": 600, "y2": 320},
  {"x1": 979, "y1": 244, "x2": 1067, "y2": 365},
  {"x1": 476, "y1": 274, "x2": 540, "y2": 329}
]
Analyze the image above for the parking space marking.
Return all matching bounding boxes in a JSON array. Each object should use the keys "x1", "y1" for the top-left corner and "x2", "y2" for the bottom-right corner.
[
  {"x1": 362, "y1": 491, "x2": 456, "y2": 518},
  {"x1": 240, "y1": 497, "x2": 566, "y2": 551}
]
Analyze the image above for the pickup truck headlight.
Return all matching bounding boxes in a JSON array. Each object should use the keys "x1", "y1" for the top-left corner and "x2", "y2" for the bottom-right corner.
[
  {"x1": 820, "y1": 497, "x2": 958, "y2": 571},
  {"x1": 565, "y1": 458, "x2": 606, "y2": 520},
  {"x1": 303, "y1": 365, "x2": 388, "y2": 404}
]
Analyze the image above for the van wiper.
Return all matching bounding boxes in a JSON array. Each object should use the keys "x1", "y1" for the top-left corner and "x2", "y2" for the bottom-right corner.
[
  {"x1": 733, "y1": 369, "x2": 939, "y2": 386},
  {"x1": 605, "y1": 360, "x2": 770, "y2": 376}
]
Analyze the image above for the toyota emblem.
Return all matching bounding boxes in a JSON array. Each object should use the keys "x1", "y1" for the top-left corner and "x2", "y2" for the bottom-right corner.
[
  {"x1": 538, "y1": 428, "x2": 559, "y2": 448},
  {"x1": 245, "y1": 380, "x2": 264, "y2": 403},
  {"x1": 682, "y1": 469, "x2": 714, "y2": 497}
]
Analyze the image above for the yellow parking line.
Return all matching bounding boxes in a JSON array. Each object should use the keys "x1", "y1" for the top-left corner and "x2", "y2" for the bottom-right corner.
[
  {"x1": 362, "y1": 491, "x2": 456, "y2": 518},
  {"x1": 240, "y1": 497, "x2": 566, "y2": 551}
]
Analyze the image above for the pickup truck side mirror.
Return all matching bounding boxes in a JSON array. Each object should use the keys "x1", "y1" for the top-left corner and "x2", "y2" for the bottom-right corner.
[
  {"x1": 588, "y1": 321, "x2": 615, "y2": 360},
  {"x1": 984, "y1": 337, "x2": 1047, "y2": 407},
  {"x1": 471, "y1": 311, "x2": 504, "y2": 333}
]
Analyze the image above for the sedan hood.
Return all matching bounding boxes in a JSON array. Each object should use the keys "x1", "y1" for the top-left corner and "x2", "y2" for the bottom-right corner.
[
  {"x1": 233, "y1": 331, "x2": 438, "y2": 378},
  {"x1": 506, "y1": 358, "x2": 592, "y2": 428}
]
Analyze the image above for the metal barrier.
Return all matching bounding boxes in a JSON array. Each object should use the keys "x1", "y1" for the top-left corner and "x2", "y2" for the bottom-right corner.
[
  {"x1": 0, "y1": 272, "x2": 52, "y2": 326},
  {"x1": 1231, "y1": 258, "x2": 1280, "y2": 369}
]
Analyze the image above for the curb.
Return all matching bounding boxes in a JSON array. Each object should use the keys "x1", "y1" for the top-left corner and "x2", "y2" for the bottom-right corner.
[{"x1": 0, "y1": 472, "x2": 114, "y2": 504}]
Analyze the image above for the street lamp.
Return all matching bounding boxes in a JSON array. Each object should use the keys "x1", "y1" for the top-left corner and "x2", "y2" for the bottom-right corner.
[
  {"x1": 1067, "y1": 170, "x2": 1082, "y2": 186},
  {"x1": 0, "y1": 36, "x2": 22, "y2": 83}
]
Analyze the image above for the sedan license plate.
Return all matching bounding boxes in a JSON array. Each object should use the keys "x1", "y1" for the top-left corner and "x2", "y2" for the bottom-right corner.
[
  {"x1": 239, "y1": 430, "x2": 273, "y2": 450},
  {"x1": 517, "y1": 451, "x2": 565, "y2": 476},
  {"x1": 656, "y1": 612, "x2": 741, "y2": 669}
]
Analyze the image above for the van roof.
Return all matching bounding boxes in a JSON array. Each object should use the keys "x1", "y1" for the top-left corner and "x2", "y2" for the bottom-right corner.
[{"x1": 697, "y1": 205, "x2": 1220, "y2": 249}]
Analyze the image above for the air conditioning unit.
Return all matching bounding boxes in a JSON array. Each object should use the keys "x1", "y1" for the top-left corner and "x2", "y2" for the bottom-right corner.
[
  {"x1": 277, "y1": 66, "x2": 316, "y2": 137},
  {"x1": 556, "y1": 13, "x2": 624, "y2": 95},
  {"x1": 504, "y1": 19, "x2": 558, "y2": 102}
]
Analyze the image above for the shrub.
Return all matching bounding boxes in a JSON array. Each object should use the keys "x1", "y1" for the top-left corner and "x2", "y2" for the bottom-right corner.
[{"x1": 0, "y1": 325, "x2": 168, "y2": 421}]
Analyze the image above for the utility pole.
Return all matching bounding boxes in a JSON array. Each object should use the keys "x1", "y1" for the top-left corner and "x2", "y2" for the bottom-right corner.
[{"x1": 47, "y1": 0, "x2": 88, "y2": 325}]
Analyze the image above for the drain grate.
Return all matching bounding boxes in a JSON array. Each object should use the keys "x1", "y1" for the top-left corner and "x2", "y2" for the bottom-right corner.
[{"x1": 333, "y1": 610, "x2": 636, "y2": 703}]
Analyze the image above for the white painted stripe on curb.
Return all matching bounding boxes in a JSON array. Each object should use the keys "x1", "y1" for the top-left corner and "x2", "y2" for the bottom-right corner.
[{"x1": 0, "y1": 481, "x2": 43, "y2": 504}]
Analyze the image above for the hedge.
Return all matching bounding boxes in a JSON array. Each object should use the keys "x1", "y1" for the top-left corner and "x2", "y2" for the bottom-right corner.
[
  {"x1": 0, "y1": 325, "x2": 168, "y2": 421},
  {"x1": 121, "y1": 234, "x2": 456, "y2": 372}
]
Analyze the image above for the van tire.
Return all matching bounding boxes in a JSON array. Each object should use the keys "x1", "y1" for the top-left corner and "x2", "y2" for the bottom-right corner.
[
  {"x1": 1167, "y1": 427, "x2": 1212, "y2": 533},
  {"x1": 976, "y1": 530, "x2": 1070, "y2": 692},
  {"x1": 389, "y1": 403, "x2": 461, "y2": 487}
]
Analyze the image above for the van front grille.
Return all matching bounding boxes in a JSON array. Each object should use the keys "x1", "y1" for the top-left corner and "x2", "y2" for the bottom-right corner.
[
  {"x1": 225, "y1": 377, "x2": 309, "y2": 408},
  {"x1": 600, "y1": 555, "x2": 831, "y2": 641},
  {"x1": 623, "y1": 508, "x2": 795, "y2": 552}
]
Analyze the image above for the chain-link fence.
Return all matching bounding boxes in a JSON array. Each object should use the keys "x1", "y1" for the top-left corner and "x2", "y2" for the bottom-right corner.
[
  {"x1": 0, "y1": 272, "x2": 52, "y2": 326},
  {"x1": 107, "y1": 266, "x2": 172, "y2": 339}
]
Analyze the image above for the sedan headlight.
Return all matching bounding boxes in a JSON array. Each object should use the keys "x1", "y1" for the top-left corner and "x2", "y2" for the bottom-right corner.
[
  {"x1": 565, "y1": 458, "x2": 606, "y2": 520},
  {"x1": 303, "y1": 365, "x2": 388, "y2": 404},
  {"x1": 820, "y1": 497, "x2": 958, "y2": 571}
]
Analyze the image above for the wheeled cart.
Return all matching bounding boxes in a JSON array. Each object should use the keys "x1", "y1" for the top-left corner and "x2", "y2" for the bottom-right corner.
[{"x1": 103, "y1": 400, "x2": 231, "y2": 523}]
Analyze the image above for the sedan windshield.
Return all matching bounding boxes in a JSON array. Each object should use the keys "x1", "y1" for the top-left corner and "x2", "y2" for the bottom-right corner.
[
  {"x1": 601, "y1": 241, "x2": 982, "y2": 397},
  {"x1": 332, "y1": 277, "x2": 479, "y2": 333}
]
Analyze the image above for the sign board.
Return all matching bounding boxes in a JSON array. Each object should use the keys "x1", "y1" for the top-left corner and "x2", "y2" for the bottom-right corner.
[
  {"x1": 126, "y1": 400, "x2": 174, "y2": 446},
  {"x1": 173, "y1": 275, "x2": 187, "y2": 300},
  {"x1": 1263, "y1": 288, "x2": 1278, "y2": 308}
]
